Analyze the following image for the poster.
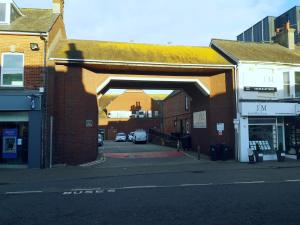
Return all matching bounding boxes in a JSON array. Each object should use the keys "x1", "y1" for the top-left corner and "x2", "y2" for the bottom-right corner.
[
  {"x1": 193, "y1": 111, "x2": 206, "y2": 128},
  {"x1": 2, "y1": 129, "x2": 18, "y2": 159}
]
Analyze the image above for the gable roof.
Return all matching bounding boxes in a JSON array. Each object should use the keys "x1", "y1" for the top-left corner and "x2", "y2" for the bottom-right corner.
[
  {"x1": 0, "y1": 8, "x2": 59, "y2": 33},
  {"x1": 50, "y1": 39, "x2": 232, "y2": 66},
  {"x1": 211, "y1": 39, "x2": 300, "y2": 64}
]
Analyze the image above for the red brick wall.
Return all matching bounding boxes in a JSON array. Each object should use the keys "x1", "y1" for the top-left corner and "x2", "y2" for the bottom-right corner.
[
  {"x1": 0, "y1": 35, "x2": 45, "y2": 89},
  {"x1": 163, "y1": 91, "x2": 192, "y2": 134},
  {"x1": 51, "y1": 65, "x2": 235, "y2": 164}
]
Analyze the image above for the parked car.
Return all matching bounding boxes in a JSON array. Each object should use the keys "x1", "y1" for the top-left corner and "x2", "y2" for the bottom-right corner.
[
  {"x1": 128, "y1": 132, "x2": 135, "y2": 142},
  {"x1": 98, "y1": 134, "x2": 103, "y2": 146},
  {"x1": 115, "y1": 132, "x2": 127, "y2": 142},
  {"x1": 133, "y1": 129, "x2": 147, "y2": 144}
]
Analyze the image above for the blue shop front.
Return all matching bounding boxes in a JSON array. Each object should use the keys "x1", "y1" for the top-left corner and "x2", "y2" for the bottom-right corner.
[{"x1": 0, "y1": 90, "x2": 42, "y2": 168}]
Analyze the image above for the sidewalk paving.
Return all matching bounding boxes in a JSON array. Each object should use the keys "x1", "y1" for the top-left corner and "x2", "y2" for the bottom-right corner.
[{"x1": 0, "y1": 155, "x2": 299, "y2": 185}]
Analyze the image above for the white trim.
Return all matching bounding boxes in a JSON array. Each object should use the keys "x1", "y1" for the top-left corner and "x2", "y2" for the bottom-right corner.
[
  {"x1": 0, "y1": 31, "x2": 48, "y2": 36},
  {"x1": 96, "y1": 76, "x2": 210, "y2": 95},
  {"x1": 1, "y1": 52, "x2": 24, "y2": 87},
  {"x1": 50, "y1": 57, "x2": 233, "y2": 69},
  {"x1": 239, "y1": 60, "x2": 300, "y2": 66}
]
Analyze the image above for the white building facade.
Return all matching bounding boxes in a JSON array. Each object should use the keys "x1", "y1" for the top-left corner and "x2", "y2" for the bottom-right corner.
[
  {"x1": 212, "y1": 37, "x2": 300, "y2": 162},
  {"x1": 237, "y1": 63, "x2": 300, "y2": 161}
]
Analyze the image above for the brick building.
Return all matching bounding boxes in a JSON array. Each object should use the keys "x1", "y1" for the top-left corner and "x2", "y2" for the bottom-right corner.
[
  {"x1": 162, "y1": 90, "x2": 192, "y2": 135},
  {"x1": 0, "y1": 0, "x2": 66, "y2": 168},
  {"x1": 99, "y1": 90, "x2": 163, "y2": 140}
]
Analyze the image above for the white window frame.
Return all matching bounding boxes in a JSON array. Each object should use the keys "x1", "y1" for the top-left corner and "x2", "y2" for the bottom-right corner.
[
  {"x1": 185, "y1": 95, "x2": 189, "y2": 111},
  {"x1": 282, "y1": 71, "x2": 291, "y2": 98},
  {"x1": 294, "y1": 71, "x2": 300, "y2": 98},
  {"x1": 0, "y1": 1, "x2": 9, "y2": 24},
  {"x1": 1, "y1": 52, "x2": 24, "y2": 87}
]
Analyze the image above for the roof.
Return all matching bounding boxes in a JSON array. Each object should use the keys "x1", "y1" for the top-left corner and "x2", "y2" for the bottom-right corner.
[
  {"x1": 0, "y1": 8, "x2": 59, "y2": 33},
  {"x1": 211, "y1": 39, "x2": 300, "y2": 64},
  {"x1": 51, "y1": 39, "x2": 231, "y2": 66}
]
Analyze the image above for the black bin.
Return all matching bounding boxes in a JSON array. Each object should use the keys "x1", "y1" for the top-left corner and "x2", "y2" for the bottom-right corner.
[
  {"x1": 220, "y1": 144, "x2": 229, "y2": 161},
  {"x1": 210, "y1": 145, "x2": 217, "y2": 161}
]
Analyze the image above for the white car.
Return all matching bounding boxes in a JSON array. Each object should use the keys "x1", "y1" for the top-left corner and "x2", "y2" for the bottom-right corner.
[
  {"x1": 128, "y1": 132, "x2": 135, "y2": 142},
  {"x1": 115, "y1": 132, "x2": 127, "y2": 142},
  {"x1": 133, "y1": 129, "x2": 147, "y2": 144}
]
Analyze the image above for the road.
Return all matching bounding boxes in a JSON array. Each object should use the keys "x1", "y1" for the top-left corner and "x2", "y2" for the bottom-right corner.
[{"x1": 0, "y1": 141, "x2": 300, "y2": 225}]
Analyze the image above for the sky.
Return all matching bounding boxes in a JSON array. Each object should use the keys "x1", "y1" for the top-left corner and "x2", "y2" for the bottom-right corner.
[{"x1": 16, "y1": 0, "x2": 300, "y2": 94}]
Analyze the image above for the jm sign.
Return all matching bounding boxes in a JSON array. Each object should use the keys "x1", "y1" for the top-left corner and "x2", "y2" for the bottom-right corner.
[{"x1": 240, "y1": 102, "x2": 298, "y2": 116}]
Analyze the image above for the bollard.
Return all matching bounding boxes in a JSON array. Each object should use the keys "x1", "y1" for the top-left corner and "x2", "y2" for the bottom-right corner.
[
  {"x1": 197, "y1": 145, "x2": 201, "y2": 160},
  {"x1": 177, "y1": 140, "x2": 180, "y2": 151}
]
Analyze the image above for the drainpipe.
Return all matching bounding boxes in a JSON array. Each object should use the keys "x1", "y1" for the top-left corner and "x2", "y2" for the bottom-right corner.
[
  {"x1": 233, "y1": 65, "x2": 240, "y2": 161},
  {"x1": 40, "y1": 34, "x2": 49, "y2": 168}
]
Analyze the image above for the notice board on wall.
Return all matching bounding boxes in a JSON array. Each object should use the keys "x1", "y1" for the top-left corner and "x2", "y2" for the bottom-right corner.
[{"x1": 193, "y1": 111, "x2": 206, "y2": 128}]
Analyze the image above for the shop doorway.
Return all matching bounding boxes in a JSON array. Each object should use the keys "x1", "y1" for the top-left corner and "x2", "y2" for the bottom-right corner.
[{"x1": 248, "y1": 118, "x2": 285, "y2": 154}]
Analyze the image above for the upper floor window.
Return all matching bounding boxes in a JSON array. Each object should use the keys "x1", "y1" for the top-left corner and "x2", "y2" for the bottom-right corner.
[
  {"x1": 295, "y1": 72, "x2": 300, "y2": 97},
  {"x1": 1, "y1": 53, "x2": 24, "y2": 87},
  {"x1": 283, "y1": 72, "x2": 290, "y2": 97},
  {"x1": 185, "y1": 96, "x2": 190, "y2": 111},
  {"x1": 0, "y1": 2, "x2": 6, "y2": 22}
]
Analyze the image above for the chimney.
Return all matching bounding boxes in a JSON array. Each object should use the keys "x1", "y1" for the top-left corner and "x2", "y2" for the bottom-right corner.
[
  {"x1": 275, "y1": 21, "x2": 295, "y2": 50},
  {"x1": 52, "y1": 0, "x2": 64, "y2": 18}
]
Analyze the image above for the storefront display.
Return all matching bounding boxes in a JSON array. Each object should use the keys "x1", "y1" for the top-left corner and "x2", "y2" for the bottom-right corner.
[{"x1": 248, "y1": 117, "x2": 285, "y2": 154}]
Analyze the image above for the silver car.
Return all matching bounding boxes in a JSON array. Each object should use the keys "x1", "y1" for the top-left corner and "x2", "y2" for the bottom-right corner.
[{"x1": 115, "y1": 132, "x2": 127, "y2": 142}]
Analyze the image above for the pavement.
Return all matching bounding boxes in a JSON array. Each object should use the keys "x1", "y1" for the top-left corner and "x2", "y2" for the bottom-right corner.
[{"x1": 0, "y1": 141, "x2": 299, "y2": 185}]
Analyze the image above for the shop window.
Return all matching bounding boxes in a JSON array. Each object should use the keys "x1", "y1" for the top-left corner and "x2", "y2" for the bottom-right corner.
[
  {"x1": 283, "y1": 72, "x2": 290, "y2": 97},
  {"x1": 1, "y1": 53, "x2": 24, "y2": 87},
  {"x1": 295, "y1": 72, "x2": 300, "y2": 97}
]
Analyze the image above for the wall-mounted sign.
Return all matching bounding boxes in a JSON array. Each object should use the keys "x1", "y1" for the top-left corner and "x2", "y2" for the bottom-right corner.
[
  {"x1": 240, "y1": 102, "x2": 298, "y2": 116},
  {"x1": 85, "y1": 120, "x2": 94, "y2": 128},
  {"x1": 217, "y1": 123, "x2": 224, "y2": 132},
  {"x1": 193, "y1": 111, "x2": 206, "y2": 128},
  {"x1": 244, "y1": 87, "x2": 277, "y2": 92},
  {"x1": 2, "y1": 129, "x2": 18, "y2": 159},
  {"x1": 217, "y1": 123, "x2": 224, "y2": 136}
]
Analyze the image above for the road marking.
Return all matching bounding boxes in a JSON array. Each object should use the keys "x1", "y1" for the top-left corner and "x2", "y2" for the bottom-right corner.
[
  {"x1": 121, "y1": 185, "x2": 158, "y2": 190},
  {"x1": 107, "y1": 189, "x2": 116, "y2": 193},
  {"x1": 285, "y1": 179, "x2": 300, "y2": 182},
  {"x1": 233, "y1": 181, "x2": 265, "y2": 184},
  {"x1": 6, "y1": 191, "x2": 43, "y2": 195},
  {"x1": 179, "y1": 183, "x2": 213, "y2": 187}
]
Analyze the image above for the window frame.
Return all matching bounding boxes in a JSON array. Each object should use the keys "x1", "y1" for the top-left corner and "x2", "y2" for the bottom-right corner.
[
  {"x1": 282, "y1": 71, "x2": 291, "y2": 98},
  {"x1": 1, "y1": 52, "x2": 24, "y2": 87},
  {"x1": 0, "y1": 2, "x2": 7, "y2": 23},
  {"x1": 295, "y1": 71, "x2": 300, "y2": 98}
]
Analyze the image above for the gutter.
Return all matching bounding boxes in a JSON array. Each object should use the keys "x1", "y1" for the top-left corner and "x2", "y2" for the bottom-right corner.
[
  {"x1": 0, "y1": 31, "x2": 48, "y2": 36},
  {"x1": 49, "y1": 58, "x2": 234, "y2": 69}
]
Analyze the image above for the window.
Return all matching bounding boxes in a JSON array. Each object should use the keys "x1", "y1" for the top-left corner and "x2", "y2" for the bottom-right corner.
[
  {"x1": 185, "y1": 96, "x2": 189, "y2": 111},
  {"x1": 283, "y1": 72, "x2": 290, "y2": 97},
  {"x1": 1, "y1": 53, "x2": 24, "y2": 87},
  {"x1": 0, "y1": 3, "x2": 6, "y2": 22},
  {"x1": 295, "y1": 72, "x2": 300, "y2": 97}
]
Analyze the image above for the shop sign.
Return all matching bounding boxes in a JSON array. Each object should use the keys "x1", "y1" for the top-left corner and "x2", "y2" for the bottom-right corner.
[
  {"x1": 2, "y1": 129, "x2": 18, "y2": 159},
  {"x1": 244, "y1": 87, "x2": 277, "y2": 92},
  {"x1": 240, "y1": 102, "x2": 298, "y2": 116},
  {"x1": 193, "y1": 111, "x2": 206, "y2": 128}
]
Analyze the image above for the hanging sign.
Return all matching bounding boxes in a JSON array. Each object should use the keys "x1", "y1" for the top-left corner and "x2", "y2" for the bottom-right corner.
[{"x1": 2, "y1": 129, "x2": 18, "y2": 159}]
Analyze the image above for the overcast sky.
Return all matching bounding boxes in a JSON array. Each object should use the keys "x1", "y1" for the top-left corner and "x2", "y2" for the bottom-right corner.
[{"x1": 16, "y1": 0, "x2": 299, "y2": 94}]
